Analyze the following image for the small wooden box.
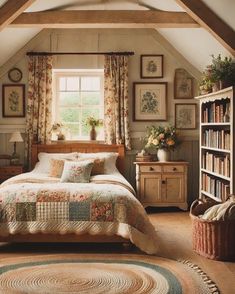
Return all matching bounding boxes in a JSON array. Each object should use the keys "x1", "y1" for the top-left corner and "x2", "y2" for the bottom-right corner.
[{"x1": 135, "y1": 155, "x2": 152, "y2": 162}]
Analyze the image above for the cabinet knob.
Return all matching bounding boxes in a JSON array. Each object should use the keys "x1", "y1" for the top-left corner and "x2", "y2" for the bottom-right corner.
[
  {"x1": 162, "y1": 180, "x2": 166, "y2": 184},
  {"x1": 173, "y1": 167, "x2": 177, "y2": 171},
  {"x1": 149, "y1": 167, "x2": 154, "y2": 171}
]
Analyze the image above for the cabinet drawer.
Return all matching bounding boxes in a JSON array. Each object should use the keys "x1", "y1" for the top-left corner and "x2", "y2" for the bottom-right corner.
[
  {"x1": 139, "y1": 165, "x2": 161, "y2": 173},
  {"x1": 163, "y1": 165, "x2": 184, "y2": 173}
]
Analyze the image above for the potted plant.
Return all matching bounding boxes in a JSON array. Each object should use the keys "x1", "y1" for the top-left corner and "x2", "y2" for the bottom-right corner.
[
  {"x1": 50, "y1": 122, "x2": 66, "y2": 140},
  {"x1": 85, "y1": 116, "x2": 103, "y2": 140},
  {"x1": 199, "y1": 55, "x2": 235, "y2": 94},
  {"x1": 199, "y1": 74, "x2": 214, "y2": 95},
  {"x1": 144, "y1": 125, "x2": 179, "y2": 162}
]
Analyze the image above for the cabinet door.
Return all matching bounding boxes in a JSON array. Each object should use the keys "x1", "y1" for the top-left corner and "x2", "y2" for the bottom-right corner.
[
  {"x1": 140, "y1": 174, "x2": 161, "y2": 203},
  {"x1": 162, "y1": 174, "x2": 185, "y2": 203}
]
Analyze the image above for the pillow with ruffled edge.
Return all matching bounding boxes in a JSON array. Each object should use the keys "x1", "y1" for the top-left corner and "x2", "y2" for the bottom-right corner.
[
  {"x1": 60, "y1": 160, "x2": 94, "y2": 183},
  {"x1": 34, "y1": 152, "x2": 78, "y2": 174},
  {"x1": 77, "y1": 152, "x2": 118, "y2": 174}
]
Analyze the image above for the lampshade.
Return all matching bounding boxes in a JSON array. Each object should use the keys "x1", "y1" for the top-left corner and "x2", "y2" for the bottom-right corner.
[{"x1": 9, "y1": 132, "x2": 24, "y2": 143}]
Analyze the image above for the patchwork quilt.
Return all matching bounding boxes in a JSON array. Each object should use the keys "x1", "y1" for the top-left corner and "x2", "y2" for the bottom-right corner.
[{"x1": 0, "y1": 173, "x2": 158, "y2": 254}]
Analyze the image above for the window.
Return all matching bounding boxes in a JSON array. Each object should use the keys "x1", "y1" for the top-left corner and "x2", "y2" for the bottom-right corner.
[{"x1": 53, "y1": 70, "x2": 104, "y2": 140}]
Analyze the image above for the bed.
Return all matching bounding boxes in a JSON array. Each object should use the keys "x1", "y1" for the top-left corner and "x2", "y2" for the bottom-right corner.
[{"x1": 0, "y1": 142, "x2": 158, "y2": 254}]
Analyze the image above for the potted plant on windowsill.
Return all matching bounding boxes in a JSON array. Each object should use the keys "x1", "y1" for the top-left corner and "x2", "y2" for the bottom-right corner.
[
  {"x1": 85, "y1": 116, "x2": 103, "y2": 141},
  {"x1": 50, "y1": 122, "x2": 66, "y2": 141}
]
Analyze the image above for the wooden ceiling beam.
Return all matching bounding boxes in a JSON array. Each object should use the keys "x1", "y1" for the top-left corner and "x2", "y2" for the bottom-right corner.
[
  {"x1": 0, "y1": 0, "x2": 36, "y2": 31},
  {"x1": 175, "y1": 0, "x2": 235, "y2": 56},
  {"x1": 10, "y1": 10, "x2": 200, "y2": 28}
]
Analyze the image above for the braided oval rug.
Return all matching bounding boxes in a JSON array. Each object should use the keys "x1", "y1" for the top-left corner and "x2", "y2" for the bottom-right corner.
[{"x1": 0, "y1": 254, "x2": 219, "y2": 293}]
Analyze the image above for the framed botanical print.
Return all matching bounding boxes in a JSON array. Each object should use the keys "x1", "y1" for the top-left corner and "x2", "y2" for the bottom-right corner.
[
  {"x1": 133, "y1": 82, "x2": 167, "y2": 121},
  {"x1": 175, "y1": 103, "x2": 197, "y2": 129},
  {"x1": 2, "y1": 84, "x2": 25, "y2": 117},
  {"x1": 174, "y1": 68, "x2": 193, "y2": 99},
  {"x1": 140, "y1": 55, "x2": 163, "y2": 78}
]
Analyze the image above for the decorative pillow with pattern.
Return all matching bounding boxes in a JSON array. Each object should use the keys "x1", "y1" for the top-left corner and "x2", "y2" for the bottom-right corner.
[
  {"x1": 49, "y1": 158, "x2": 67, "y2": 178},
  {"x1": 49, "y1": 158, "x2": 105, "y2": 178},
  {"x1": 60, "y1": 160, "x2": 94, "y2": 183},
  {"x1": 75, "y1": 158, "x2": 105, "y2": 175}
]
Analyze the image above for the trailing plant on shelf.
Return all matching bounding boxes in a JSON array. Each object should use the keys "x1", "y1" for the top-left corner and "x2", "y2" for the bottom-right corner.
[{"x1": 199, "y1": 54, "x2": 235, "y2": 94}]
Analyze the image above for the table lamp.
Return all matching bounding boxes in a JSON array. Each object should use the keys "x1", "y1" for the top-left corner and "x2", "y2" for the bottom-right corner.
[{"x1": 9, "y1": 131, "x2": 23, "y2": 165}]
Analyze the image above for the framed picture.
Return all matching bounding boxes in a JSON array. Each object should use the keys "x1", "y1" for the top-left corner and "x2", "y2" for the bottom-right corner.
[
  {"x1": 2, "y1": 84, "x2": 25, "y2": 117},
  {"x1": 140, "y1": 55, "x2": 163, "y2": 78},
  {"x1": 175, "y1": 103, "x2": 197, "y2": 129},
  {"x1": 133, "y1": 82, "x2": 167, "y2": 121},
  {"x1": 174, "y1": 68, "x2": 193, "y2": 99}
]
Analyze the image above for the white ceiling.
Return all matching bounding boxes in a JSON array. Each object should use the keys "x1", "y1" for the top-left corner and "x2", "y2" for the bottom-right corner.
[{"x1": 0, "y1": 0, "x2": 234, "y2": 72}]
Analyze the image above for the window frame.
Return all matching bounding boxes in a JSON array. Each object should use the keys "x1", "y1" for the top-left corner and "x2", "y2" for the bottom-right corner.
[{"x1": 53, "y1": 69, "x2": 104, "y2": 141}]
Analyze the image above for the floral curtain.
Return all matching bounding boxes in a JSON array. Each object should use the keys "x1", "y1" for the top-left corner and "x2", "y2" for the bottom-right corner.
[
  {"x1": 26, "y1": 55, "x2": 53, "y2": 166},
  {"x1": 104, "y1": 55, "x2": 131, "y2": 150}
]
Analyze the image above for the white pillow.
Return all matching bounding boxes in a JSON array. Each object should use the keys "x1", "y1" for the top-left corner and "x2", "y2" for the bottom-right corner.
[
  {"x1": 77, "y1": 152, "x2": 118, "y2": 174},
  {"x1": 33, "y1": 152, "x2": 78, "y2": 174}
]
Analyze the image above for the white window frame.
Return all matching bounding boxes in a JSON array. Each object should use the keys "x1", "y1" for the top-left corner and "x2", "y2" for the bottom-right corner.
[{"x1": 52, "y1": 69, "x2": 104, "y2": 140}]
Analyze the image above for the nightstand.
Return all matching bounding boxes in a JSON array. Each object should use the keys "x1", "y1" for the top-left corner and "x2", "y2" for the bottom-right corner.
[
  {"x1": 134, "y1": 161, "x2": 189, "y2": 211},
  {"x1": 0, "y1": 165, "x2": 23, "y2": 183}
]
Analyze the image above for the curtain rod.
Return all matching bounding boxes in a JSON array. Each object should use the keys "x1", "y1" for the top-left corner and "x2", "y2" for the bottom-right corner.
[{"x1": 26, "y1": 51, "x2": 134, "y2": 56}]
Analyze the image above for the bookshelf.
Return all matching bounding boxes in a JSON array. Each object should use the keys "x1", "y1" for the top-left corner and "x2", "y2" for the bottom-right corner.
[{"x1": 195, "y1": 86, "x2": 234, "y2": 202}]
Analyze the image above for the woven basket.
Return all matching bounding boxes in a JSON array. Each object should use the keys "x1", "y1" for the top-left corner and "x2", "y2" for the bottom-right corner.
[{"x1": 190, "y1": 199, "x2": 235, "y2": 261}]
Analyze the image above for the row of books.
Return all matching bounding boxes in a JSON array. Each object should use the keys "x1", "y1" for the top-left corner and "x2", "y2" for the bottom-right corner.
[
  {"x1": 202, "y1": 152, "x2": 230, "y2": 177},
  {"x1": 202, "y1": 129, "x2": 230, "y2": 150},
  {"x1": 202, "y1": 173, "x2": 230, "y2": 200},
  {"x1": 202, "y1": 100, "x2": 230, "y2": 123}
]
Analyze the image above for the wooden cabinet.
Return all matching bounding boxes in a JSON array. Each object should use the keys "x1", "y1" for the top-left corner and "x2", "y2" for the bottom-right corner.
[
  {"x1": 195, "y1": 86, "x2": 234, "y2": 202},
  {"x1": 134, "y1": 161, "x2": 188, "y2": 210},
  {"x1": 0, "y1": 165, "x2": 23, "y2": 183}
]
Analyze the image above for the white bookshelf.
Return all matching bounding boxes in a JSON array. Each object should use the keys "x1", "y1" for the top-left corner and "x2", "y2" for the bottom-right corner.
[{"x1": 195, "y1": 86, "x2": 234, "y2": 202}]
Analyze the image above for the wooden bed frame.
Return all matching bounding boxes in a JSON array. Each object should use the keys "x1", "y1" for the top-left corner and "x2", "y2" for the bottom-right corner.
[{"x1": 0, "y1": 142, "x2": 128, "y2": 244}]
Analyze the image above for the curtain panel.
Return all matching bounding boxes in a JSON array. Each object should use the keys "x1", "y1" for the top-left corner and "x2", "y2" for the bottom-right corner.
[
  {"x1": 26, "y1": 55, "x2": 53, "y2": 167},
  {"x1": 104, "y1": 55, "x2": 131, "y2": 150}
]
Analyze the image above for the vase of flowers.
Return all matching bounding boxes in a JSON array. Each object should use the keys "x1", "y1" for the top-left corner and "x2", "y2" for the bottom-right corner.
[
  {"x1": 144, "y1": 125, "x2": 178, "y2": 162},
  {"x1": 85, "y1": 116, "x2": 103, "y2": 141}
]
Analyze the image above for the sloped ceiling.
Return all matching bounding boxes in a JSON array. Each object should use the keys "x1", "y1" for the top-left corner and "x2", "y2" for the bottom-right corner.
[{"x1": 0, "y1": 0, "x2": 234, "y2": 71}]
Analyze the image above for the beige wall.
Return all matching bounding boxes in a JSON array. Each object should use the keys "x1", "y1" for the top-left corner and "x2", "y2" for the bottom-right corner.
[{"x1": 0, "y1": 28, "x2": 199, "y2": 203}]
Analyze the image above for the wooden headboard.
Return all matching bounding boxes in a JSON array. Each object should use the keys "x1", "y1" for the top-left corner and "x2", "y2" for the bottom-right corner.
[{"x1": 31, "y1": 142, "x2": 125, "y2": 174}]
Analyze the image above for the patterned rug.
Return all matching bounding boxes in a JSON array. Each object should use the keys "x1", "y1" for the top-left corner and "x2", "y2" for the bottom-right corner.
[{"x1": 0, "y1": 254, "x2": 219, "y2": 293}]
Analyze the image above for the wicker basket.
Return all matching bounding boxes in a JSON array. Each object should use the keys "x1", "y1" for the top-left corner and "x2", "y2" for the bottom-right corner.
[{"x1": 190, "y1": 199, "x2": 235, "y2": 261}]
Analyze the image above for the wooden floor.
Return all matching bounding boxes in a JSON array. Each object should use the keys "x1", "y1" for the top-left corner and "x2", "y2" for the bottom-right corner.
[{"x1": 0, "y1": 209, "x2": 234, "y2": 294}]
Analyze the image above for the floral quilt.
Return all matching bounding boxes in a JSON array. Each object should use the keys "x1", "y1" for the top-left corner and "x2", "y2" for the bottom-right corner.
[{"x1": 0, "y1": 173, "x2": 158, "y2": 254}]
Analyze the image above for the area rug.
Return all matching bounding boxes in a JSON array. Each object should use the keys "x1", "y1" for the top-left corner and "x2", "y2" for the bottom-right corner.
[{"x1": 0, "y1": 254, "x2": 219, "y2": 293}]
